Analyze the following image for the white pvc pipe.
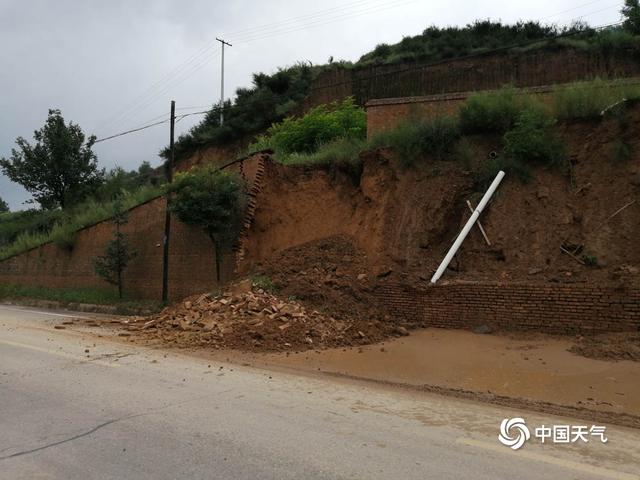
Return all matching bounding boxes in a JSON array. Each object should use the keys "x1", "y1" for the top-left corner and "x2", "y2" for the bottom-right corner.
[{"x1": 430, "y1": 170, "x2": 505, "y2": 284}]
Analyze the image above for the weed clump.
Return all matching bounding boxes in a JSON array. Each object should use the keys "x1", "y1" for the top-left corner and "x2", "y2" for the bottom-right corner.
[
  {"x1": 370, "y1": 115, "x2": 460, "y2": 166},
  {"x1": 503, "y1": 107, "x2": 567, "y2": 168},
  {"x1": 460, "y1": 87, "x2": 525, "y2": 133}
]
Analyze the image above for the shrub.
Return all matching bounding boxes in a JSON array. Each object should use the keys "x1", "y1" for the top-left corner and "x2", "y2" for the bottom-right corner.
[
  {"x1": 0, "y1": 209, "x2": 62, "y2": 247},
  {"x1": 0, "y1": 184, "x2": 163, "y2": 260},
  {"x1": 357, "y1": 20, "x2": 589, "y2": 66},
  {"x1": 250, "y1": 98, "x2": 366, "y2": 158},
  {"x1": 370, "y1": 115, "x2": 460, "y2": 166},
  {"x1": 169, "y1": 62, "x2": 321, "y2": 161},
  {"x1": 553, "y1": 79, "x2": 640, "y2": 120},
  {"x1": 50, "y1": 221, "x2": 76, "y2": 250},
  {"x1": 250, "y1": 274, "x2": 277, "y2": 293},
  {"x1": 503, "y1": 107, "x2": 567, "y2": 168},
  {"x1": 459, "y1": 87, "x2": 525, "y2": 133},
  {"x1": 281, "y1": 137, "x2": 365, "y2": 183}
]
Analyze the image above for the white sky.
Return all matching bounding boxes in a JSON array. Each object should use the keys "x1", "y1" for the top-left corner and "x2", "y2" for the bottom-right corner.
[{"x1": 0, "y1": 0, "x2": 625, "y2": 210}]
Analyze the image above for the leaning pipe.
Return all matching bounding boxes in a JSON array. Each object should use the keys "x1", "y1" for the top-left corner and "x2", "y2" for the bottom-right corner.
[{"x1": 430, "y1": 170, "x2": 505, "y2": 284}]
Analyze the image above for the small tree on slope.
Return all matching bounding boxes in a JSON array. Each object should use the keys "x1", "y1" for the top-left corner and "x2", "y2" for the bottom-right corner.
[
  {"x1": 93, "y1": 202, "x2": 136, "y2": 299},
  {"x1": 169, "y1": 167, "x2": 245, "y2": 283}
]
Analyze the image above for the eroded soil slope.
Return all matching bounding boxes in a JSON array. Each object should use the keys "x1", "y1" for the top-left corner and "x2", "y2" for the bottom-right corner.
[{"x1": 242, "y1": 108, "x2": 640, "y2": 287}]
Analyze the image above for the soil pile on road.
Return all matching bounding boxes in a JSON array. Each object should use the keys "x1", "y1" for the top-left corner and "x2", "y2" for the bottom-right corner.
[
  {"x1": 112, "y1": 279, "x2": 403, "y2": 352},
  {"x1": 255, "y1": 235, "x2": 394, "y2": 324},
  {"x1": 569, "y1": 333, "x2": 640, "y2": 362}
]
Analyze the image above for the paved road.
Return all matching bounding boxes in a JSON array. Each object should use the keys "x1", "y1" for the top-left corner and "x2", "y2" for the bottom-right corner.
[{"x1": 1, "y1": 304, "x2": 639, "y2": 479}]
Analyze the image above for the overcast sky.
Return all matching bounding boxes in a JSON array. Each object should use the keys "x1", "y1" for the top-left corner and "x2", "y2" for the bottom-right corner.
[{"x1": 0, "y1": 0, "x2": 624, "y2": 210}]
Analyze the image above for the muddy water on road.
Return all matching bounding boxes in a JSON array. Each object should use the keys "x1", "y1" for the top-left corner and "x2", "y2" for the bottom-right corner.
[{"x1": 249, "y1": 329, "x2": 640, "y2": 417}]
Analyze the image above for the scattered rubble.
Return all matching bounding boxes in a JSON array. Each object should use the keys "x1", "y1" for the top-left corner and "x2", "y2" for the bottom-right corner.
[
  {"x1": 102, "y1": 278, "x2": 402, "y2": 352},
  {"x1": 569, "y1": 333, "x2": 640, "y2": 362}
]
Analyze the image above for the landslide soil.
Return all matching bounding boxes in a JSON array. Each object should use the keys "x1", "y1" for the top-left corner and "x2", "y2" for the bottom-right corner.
[
  {"x1": 82, "y1": 107, "x2": 640, "y2": 358},
  {"x1": 87, "y1": 237, "x2": 409, "y2": 353},
  {"x1": 242, "y1": 106, "x2": 640, "y2": 287}
]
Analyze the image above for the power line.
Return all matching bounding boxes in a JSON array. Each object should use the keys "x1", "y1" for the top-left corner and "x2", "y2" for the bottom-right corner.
[
  {"x1": 541, "y1": 0, "x2": 609, "y2": 20},
  {"x1": 95, "y1": 18, "x2": 624, "y2": 145},
  {"x1": 221, "y1": 0, "x2": 373, "y2": 37},
  {"x1": 94, "y1": 120, "x2": 169, "y2": 144},
  {"x1": 226, "y1": 0, "x2": 419, "y2": 45},
  {"x1": 97, "y1": 50, "x2": 221, "y2": 136},
  {"x1": 95, "y1": 110, "x2": 210, "y2": 144},
  {"x1": 95, "y1": 0, "x2": 421, "y2": 133},
  {"x1": 560, "y1": 3, "x2": 622, "y2": 22}
]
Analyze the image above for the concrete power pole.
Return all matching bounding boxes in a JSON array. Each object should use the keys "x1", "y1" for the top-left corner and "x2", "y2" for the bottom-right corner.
[
  {"x1": 216, "y1": 38, "x2": 232, "y2": 125},
  {"x1": 162, "y1": 100, "x2": 176, "y2": 303}
]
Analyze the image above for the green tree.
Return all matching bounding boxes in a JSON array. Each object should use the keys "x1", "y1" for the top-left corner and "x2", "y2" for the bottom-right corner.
[
  {"x1": 0, "y1": 109, "x2": 104, "y2": 209},
  {"x1": 504, "y1": 107, "x2": 567, "y2": 168},
  {"x1": 93, "y1": 203, "x2": 136, "y2": 299},
  {"x1": 0, "y1": 197, "x2": 8, "y2": 213},
  {"x1": 169, "y1": 167, "x2": 245, "y2": 283},
  {"x1": 622, "y1": 0, "x2": 640, "y2": 34}
]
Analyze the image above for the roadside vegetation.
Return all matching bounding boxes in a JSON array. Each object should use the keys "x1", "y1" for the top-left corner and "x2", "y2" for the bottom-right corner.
[
  {"x1": 2, "y1": 76, "x2": 636, "y2": 262},
  {"x1": 93, "y1": 202, "x2": 137, "y2": 299},
  {"x1": 2, "y1": 6, "x2": 639, "y2": 263},
  {"x1": 246, "y1": 76, "x2": 635, "y2": 189},
  {"x1": 169, "y1": 167, "x2": 246, "y2": 282},
  {"x1": 358, "y1": 18, "x2": 640, "y2": 66},
  {"x1": 166, "y1": 62, "x2": 323, "y2": 161},
  {"x1": 168, "y1": 12, "x2": 640, "y2": 163},
  {"x1": 0, "y1": 283, "x2": 162, "y2": 313},
  {"x1": 0, "y1": 185, "x2": 162, "y2": 261}
]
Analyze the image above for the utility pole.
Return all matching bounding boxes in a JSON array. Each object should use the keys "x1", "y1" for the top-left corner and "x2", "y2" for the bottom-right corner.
[
  {"x1": 162, "y1": 100, "x2": 175, "y2": 303},
  {"x1": 215, "y1": 37, "x2": 232, "y2": 125}
]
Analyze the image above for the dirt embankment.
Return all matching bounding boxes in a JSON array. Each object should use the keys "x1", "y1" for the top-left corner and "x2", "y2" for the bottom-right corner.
[
  {"x1": 81, "y1": 109, "x2": 639, "y2": 356},
  {"x1": 242, "y1": 107, "x2": 640, "y2": 288}
]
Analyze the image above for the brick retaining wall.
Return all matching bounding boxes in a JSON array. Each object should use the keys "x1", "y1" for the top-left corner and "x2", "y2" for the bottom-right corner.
[
  {"x1": 376, "y1": 282, "x2": 640, "y2": 335},
  {"x1": 0, "y1": 153, "x2": 265, "y2": 301}
]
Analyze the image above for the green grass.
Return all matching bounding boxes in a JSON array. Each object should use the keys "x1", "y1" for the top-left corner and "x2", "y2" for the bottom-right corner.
[
  {"x1": 459, "y1": 87, "x2": 530, "y2": 133},
  {"x1": 250, "y1": 274, "x2": 277, "y2": 293},
  {"x1": 249, "y1": 98, "x2": 366, "y2": 157},
  {"x1": 553, "y1": 79, "x2": 640, "y2": 121},
  {"x1": 0, "y1": 283, "x2": 163, "y2": 313},
  {"x1": 279, "y1": 137, "x2": 366, "y2": 183},
  {"x1": 0, "y1": 185, "x2": 163, "y2": 261},
  {"x1": 369, "y1": 115, "x2": 460, "y2": 166},
  {"x1": 503, "y1": 106, "x2": 567, "y2": 168}
]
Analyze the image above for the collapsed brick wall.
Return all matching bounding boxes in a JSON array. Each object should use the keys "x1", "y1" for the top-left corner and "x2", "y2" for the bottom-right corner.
[
  {"x1": 304, "y1": 48, "x2": 640, "y2": 110},
  {"x1": 0, "y1": 154, "x2": 265, "y2": 301},
  {"x1": 376, "y1": 282, "x2": 640, "y2": 335}
]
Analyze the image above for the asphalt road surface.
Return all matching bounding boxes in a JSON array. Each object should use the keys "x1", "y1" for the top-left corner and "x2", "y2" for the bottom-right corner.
[{"x1": 1, "y1": 304, "x2": 639, "y2": 479}]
